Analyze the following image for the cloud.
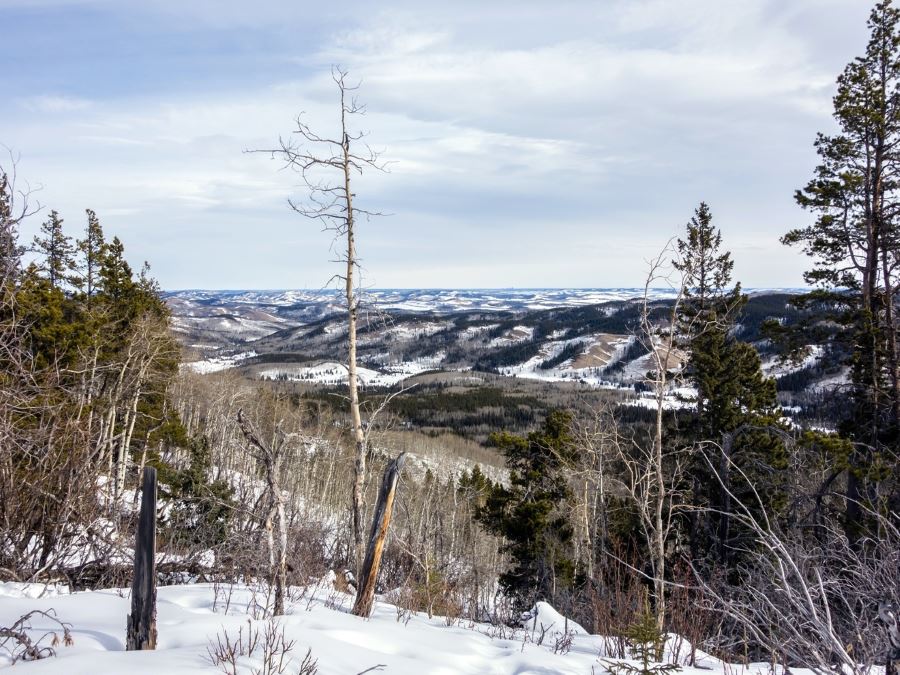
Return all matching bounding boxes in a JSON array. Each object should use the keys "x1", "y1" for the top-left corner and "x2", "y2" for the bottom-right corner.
[
  {"x1": 18, "y1": 95, "x2": 94, "y2": 113},
  {"x1": 0, "y1": 0, "x2": 871, "y2": 289}
]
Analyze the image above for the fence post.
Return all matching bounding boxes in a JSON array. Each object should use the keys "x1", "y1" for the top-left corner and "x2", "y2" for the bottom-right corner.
[{"x1": 126, "y1": 466, "x2": 157, "y2": 650}]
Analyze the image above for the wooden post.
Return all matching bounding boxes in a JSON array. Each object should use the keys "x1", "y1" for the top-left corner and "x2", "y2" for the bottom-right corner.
[
  {"x1": 351, "y1": 453, "x2": 406, "y2": 618},
  {"x1": 126, "y1": 466, "x2": 157, "y2": 650}
]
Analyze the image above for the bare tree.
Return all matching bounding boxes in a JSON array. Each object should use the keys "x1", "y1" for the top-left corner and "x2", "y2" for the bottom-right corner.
[
  {"x1": 620, "y1": 242, "x2": 689, "y2": 630},
  {"x1": 0, "y1": 146, "x2": 40, "y2": 284},
  {"x1": 694, "y1": 446, "x2": 900, "y2": 675},
  {"x1": 237, "y1": 408, "x2": 291, "y2": 616},
  {"x1": 255, "y1": 68, "x2": 387, "y2": 569}
]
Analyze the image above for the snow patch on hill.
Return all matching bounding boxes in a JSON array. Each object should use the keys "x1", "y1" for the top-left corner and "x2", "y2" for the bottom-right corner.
[
  {"x1": 182, "y1": 351, "x2": 257, "y2": 374},
  {"x1": 259, "y1": 354, "x2": 445, "y2": 387}
]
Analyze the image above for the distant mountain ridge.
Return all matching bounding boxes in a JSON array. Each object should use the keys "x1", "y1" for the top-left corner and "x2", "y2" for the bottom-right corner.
[{"x1": 165, "y1": 287, "x2": 805, "y2": 315}]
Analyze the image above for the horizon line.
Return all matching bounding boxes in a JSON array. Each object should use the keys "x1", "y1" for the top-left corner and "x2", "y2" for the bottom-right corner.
[{"x1": 164, "y1": 286, "x2": 810, "y2": 293}]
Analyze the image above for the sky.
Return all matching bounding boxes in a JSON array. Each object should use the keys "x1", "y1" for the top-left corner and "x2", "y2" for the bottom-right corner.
[{"x1": 0, "y1": 0, "x2": 874, "y2": 289}]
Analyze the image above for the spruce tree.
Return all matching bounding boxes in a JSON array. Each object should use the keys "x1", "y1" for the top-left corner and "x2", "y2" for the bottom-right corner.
[
  {"x1": 32, "y1": 210, "x2": 75, "y2": 291},
  {"x1": 674, "y1": 202, "x2": 743, "y2": 328},
  {"x1": 15, "y1": 264, "x2": 74, "y2": 369},
  {"x1": 674, "y1": 203, "x2": 784, "y2": 566}
]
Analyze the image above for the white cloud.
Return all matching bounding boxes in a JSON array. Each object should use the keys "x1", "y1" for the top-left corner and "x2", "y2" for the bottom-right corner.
[
  {"x1": 18, "y1": 95, "x2": 94, "y2": 113},
  {"x1": 0, "y1": 0, "x2": 872, "y2": 288}
]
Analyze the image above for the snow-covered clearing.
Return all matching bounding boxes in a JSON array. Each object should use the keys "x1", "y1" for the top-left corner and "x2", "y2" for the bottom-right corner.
[
  {"x1": 496, "y1": 334, "x2": 633, "y2": 388},
  {"x1": 182, "y1": 351, "x2": 257, "y2": 374},
  {"x1": 761, "y1": 345, "x2": 823, "y2": 378},
  {"x1": 259, "y1": 355, "x2": 444, "y2": 388},
  {"x1": 0, "y1": 582, "x2": 782, "y2": 675}
]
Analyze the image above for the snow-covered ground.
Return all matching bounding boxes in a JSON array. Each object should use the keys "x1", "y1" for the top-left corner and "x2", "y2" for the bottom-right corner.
[
  {"x1": 259, "y1": 355, "x2": 444, "y2": 387},
  {"x1": 761, "y1": 345, "x2": 823, "y2": 378},
  {"x1": 498, "y1": 333, "x2": 633, "y2": 387},
  {"x1": 182, "y1": 351, "x2": 257, "y2": 374},
  {"x1": 0, "y1": 581, "x2": 782, "y2": 675}
]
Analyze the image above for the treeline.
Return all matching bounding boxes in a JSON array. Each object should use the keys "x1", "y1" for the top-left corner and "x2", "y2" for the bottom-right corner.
[
  {"x1": 303, "y1": 384, "x2": 546, "y2": 441},
  {"x1": 0, "y1": 175, "x2": 221, "y2": 581}
]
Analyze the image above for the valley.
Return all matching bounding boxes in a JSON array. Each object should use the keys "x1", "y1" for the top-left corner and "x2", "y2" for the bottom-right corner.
[{"x1": 169, "y1": 288, "x2": 843, "y2": 436}]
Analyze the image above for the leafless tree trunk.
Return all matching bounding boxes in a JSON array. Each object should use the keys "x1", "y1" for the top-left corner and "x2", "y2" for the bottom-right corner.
[
  {"x1": 631, "y1": 243, "x2": 689, "y2": 631},
  {"x1": 237, "y1": 408, "x2": 290, "y2": 616},
  {"x1": 254, "y1": 67, "x2": 387, "y2": 572},
  {"x1": 352, "y1": 452, "x2": 406, "y2": 618}
]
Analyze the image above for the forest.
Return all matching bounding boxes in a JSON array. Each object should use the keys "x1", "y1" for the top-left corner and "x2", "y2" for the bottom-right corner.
[{"x1": 1, "y1": 2, "x2": 900, "y2": 675}]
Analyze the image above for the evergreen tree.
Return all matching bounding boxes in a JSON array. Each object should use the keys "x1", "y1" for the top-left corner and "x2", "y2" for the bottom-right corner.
[
  {"x1": 15, "y1": 264, "x2": 74, "y2": 370},
  {"x1": 674, "y1": 202, "x2": 743, "y2": 328},
  {"x1": 32, "y1": 210, "x2": 75, "y2": 290},
  {"x1": 674, "y1": 203, "x2": 785, "y2": 566},
  {"x1": 0, "y1": 172, "x2": 24, "y2": 288},
  {"x1": 604, "y1": 597, "x2": 680, "y2": 675},
  {"x1": 786, "y1": 0, "x2": 900, "y2": 536},
  {"x1": 165, "y1": 436, "x2": 235, "y2": 548},
  {"x1": 74, "y1": 209, "x2": 106, "y2": 303},
  {"x1": 476, "y1": 410, "x2": 579, "y2": 609},
  {"x1": 98, "y1": 236, "x2": 134, "y2": 304}
]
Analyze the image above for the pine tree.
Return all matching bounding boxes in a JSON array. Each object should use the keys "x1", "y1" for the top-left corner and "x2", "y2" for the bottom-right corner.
[
  {"x1": 32, "y1": 210, "x2": 76, "y2": 291},
  {"x1": 604, "y1": 597, "x2": 680, "y2": 675},
  {"x1": 98, "y1": 236, "x2": 133, "y2": 303},
  {"x1": 15, "y1": 264, "x2": 74, "y2": 369},
  {"x1": 786, "y1": 0, "x2": 900, "y2": 537}
]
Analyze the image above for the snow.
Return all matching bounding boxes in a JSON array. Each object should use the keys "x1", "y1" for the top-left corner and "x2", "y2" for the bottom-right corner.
[
  {"x1": 495, "y1": 334, "x2": 633, "y2": 389},
  {"x1": 489, "y1": 325, "x2": 534, "y2": 347},
  {"x1": 259, "y1": 355, "x2": 444, "y2": 388},
  {"x1": 0, "y1": 582, "x2": 785, "y2": 675},
  {"x1": 167, "y1": 288, "x2": 805, "y2": 318},
  {"x1": 761, "y1": 345, "x2": 823, "y2": 378},
  {"x1": 520, "y1": 602, "x2": 587, "y2": 637},
  {"x1": 182, "y1": 351, "x2": 257, "y2": 374}
]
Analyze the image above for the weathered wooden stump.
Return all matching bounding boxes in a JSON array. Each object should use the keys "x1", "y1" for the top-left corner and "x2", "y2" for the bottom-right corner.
[
  {"x1": 352, "y1": 453, "x2": 406, "y2": 618},
  {"x1": 126, "y1": 466, "x2": 157, "y2": 650}
]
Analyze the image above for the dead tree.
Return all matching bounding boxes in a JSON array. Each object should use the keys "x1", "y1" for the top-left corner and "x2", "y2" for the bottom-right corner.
[
  {"x1": 352, "y1": 452, "x2": 406, "y2": 618},
  {"x1": 126, "y1": 467, "x2": 157, "y2": 650},
  {"x1": 237, "y1": 408, "x2": 289, "y2": 616},
  {"x1": 0, "y1": 146, "x2": 40, "y2": 284},
  {"x1": 254, "y1": 68, "x2": 387, "y2": 571}
]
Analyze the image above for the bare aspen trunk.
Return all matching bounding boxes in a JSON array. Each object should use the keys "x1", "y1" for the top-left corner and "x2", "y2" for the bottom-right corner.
[
  {"x1": 580, "y1": 480, "x2": 594, "y2": 581},
  {"x1": 881, "y1": 248, "x2": 900, "y2": 425},
  {"x1": 236, "y1": 408, "x2": 288, "y2": 617},
  {"x1": 653, "y1": 368, "x2": 667, "y2": 632},
  {"x1": 275, "y1": 498, "x2": 288, "y2": 615}
]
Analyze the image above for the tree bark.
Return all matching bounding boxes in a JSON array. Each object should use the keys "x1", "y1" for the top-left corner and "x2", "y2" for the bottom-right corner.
[
  {"x1": 352, "y1": 453, "x2": 406, "y2": 618},
  {"x1": 126, "y1": 467, "x2": 157, "y2": 651}
]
